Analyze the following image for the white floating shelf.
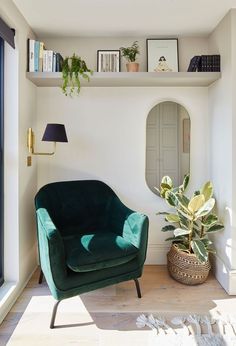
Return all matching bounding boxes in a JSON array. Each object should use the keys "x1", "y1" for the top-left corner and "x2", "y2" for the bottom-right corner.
[{"x1": 26, "y1": 71, "x2": 221, "y2": 88}]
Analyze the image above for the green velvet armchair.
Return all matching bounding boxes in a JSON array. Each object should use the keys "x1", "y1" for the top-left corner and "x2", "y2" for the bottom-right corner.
[{"x1": 35, "y1": 180, "x2": 149, "y2": 328}]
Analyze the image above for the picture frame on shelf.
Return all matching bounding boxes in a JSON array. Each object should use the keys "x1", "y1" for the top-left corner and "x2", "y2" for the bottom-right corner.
[
  {"x1": 97, "y1": 50, "x2": 121, "y2": 72},
  {"x1": 146, "y1": 38, "x2": 179, "y2": 72}
]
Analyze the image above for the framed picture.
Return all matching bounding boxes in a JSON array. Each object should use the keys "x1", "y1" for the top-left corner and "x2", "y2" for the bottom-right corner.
[
  {"x1": 146, "y1": 39, "x2": 179, "y2": 72},
  {"x1": 97, "y1": 50, "x2": 120, "y2": 72}
]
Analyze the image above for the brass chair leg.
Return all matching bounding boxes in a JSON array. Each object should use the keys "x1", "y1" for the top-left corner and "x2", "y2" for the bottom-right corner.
[
  {"x1": 50, "y1": 300, "x2": 61, "y2": 329},
  {"x1": 38, "y1": 269, "x2": 44, "y2": 284},
  {"x1": 134, "y1": 278, "x2": 142, "y2": 298}
]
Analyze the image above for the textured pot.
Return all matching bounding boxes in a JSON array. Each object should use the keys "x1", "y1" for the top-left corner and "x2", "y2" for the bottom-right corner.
[
  {"x1": 126, "y1": 62, "x2": 139, "y2": 72},
  {"x1": 167, "y1": 244, "x2": 211, "y2": 285}
]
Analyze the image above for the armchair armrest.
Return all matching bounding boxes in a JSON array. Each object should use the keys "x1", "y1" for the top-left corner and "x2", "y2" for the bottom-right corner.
[
  {"x1": 123, "y1": 212, "x2": 149, "y2": 249},
  {"x1": 36, "y1": 208, "x2": 67, "y2": 289},
  {"x1": 108, "y1": 197, "x2": 149, "y2": 265}
]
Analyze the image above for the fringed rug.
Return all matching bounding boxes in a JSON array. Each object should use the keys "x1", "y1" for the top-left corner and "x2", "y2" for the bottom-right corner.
[{"x1": 136, "y1": 312, "x2": 236, "y2": 345}]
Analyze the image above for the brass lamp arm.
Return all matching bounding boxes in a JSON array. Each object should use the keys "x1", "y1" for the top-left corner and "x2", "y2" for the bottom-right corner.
[
  {"x1": 27, "y1": 128, "x2": 56, "y2": 156},
  {"x1": 30, "y1": 142, "x2": 56, "y2": 156}
]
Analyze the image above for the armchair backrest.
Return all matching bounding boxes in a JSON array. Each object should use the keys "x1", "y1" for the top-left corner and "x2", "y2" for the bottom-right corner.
[{"x1": 35, "y1": 180, "x2": 117, "y2": 236}]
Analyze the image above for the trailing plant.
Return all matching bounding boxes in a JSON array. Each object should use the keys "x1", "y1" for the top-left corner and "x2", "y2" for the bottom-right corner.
[
  {"x1": 61, "y1": 54, "x2": 92, "y2": 96},
  {"x1": 120, "y1": 41, "x2": 140, "y2": 62},
  {"x1": 156, "y1": 174, "x2": 224, "y2": 263}
]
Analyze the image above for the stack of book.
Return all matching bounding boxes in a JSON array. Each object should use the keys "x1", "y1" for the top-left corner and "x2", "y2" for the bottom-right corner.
[
  {"x1": 187, "y1": 55, "x2": 220, "y2": 72},
  {"x1": 28, "y1": 39, "x2": 63, "y2": 73}
]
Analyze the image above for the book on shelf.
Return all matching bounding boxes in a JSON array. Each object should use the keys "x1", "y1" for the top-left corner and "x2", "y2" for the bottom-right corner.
[
  {"x1": 39, "y1": 42, "x2": 44, "y2": 72},
  {"x1": 28, "y1": 39, "x2": 63, "y2": 73},
  {"x1": 187, "y1": 54, "x2": 220, "y2": 72},
  {"x1": 28, "y1": 39, "x2": 35, "y2": 72},
  {"x1": 187, "y1": 56, "x2": 201, "y2": 72},
  {"x1": 34, "y1": 41, "x2": 40, "y2": 72},
  {"x1": 55, "y1": 53, "x2": 63, "y2": 72}
]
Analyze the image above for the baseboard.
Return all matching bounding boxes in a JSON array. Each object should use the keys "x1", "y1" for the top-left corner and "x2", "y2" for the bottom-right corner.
[
  {"x1": 211, "y1": 253, "x2": 236, "y2": 295},
  {"x1": 146, "y1": 243, "x2": 169, "y2": 265},
  {"x1": 0, "y1": 265, "x2": 38, "y2": 324}
]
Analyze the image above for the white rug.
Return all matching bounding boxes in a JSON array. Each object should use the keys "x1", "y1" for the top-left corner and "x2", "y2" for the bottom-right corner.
[{"x1": 136, "y1": 312, "x2": 236, "y2": 345}]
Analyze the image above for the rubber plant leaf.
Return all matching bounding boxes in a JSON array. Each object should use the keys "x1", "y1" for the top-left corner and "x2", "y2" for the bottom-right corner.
[
  {"x1": 191, "y1": 239, "x2": 208, "y2": 263},
  {"x1": 200, "y1": 181, "x2": 213, "y2": 202},
  {"x1": 188, "y1": 194, "x2": 205, "y2": 213}
]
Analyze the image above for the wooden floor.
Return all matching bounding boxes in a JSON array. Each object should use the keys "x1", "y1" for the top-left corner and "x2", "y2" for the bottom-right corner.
[{"x1": 0, "y1": 266, "x2": 235, "y2": 345}]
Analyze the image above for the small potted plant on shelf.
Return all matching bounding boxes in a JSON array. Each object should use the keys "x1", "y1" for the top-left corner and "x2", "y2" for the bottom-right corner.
[
  {"x1": 156, "y1": 174, "x2": 224, "y2": 285},
  {"x1": 120, "y1": 41, "x2": 140, "y2": 72},
  {"x1": 61, "y1": 53, "x2": 92, "y2": 96}
]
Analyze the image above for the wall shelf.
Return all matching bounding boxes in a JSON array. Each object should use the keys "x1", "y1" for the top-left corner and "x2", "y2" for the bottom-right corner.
[{"x1": 26, "y1": 71, "x2": 221, "y2": 88}]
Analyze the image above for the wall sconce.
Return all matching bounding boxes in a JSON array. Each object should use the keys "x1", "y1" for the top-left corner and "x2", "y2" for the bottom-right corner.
[{"x1": 27, "y1": 123, "x2": 68, "y2": 166}]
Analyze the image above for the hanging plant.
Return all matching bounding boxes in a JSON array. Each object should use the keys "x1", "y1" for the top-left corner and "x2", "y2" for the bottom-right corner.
[{"x1": 61, "y1": 54, "x2": 92, "y2": 96}]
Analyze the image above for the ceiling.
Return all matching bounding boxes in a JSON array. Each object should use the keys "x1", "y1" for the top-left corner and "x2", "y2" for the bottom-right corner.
[{"x1": 13, "y1": 0, "x2": 236, "y2": 37}]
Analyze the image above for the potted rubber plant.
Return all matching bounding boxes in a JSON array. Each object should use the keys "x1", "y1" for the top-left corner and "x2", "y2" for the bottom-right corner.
[
  {"x1": 120, "y1": 41, "x2": 140, "y2": 72},
  {"x1": 61, "y1": 53, "x2": 92, "y2": 96},
  {"x1": 156, "y1": 175, "x2": 224, "y2": 285}
]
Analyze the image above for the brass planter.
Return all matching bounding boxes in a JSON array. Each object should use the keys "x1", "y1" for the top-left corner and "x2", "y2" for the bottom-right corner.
[{"x1": 167, "y1": 244, "x2": 211, "y2": 285}]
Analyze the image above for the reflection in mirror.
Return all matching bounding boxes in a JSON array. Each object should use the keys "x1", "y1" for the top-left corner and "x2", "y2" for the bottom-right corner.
[{"x1": 146, "y1": 101, "x2": 190, "y2": 194}]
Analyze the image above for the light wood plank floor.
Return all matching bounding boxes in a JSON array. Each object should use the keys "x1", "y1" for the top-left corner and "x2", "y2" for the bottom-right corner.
[{"x1": 0, "y1": 266, "x2": 235, "y2": 345}]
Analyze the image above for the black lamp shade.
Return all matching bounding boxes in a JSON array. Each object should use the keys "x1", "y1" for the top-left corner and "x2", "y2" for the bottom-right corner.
[{"x1": 42, "y1": 124, "x2": 68, "y2": 143}]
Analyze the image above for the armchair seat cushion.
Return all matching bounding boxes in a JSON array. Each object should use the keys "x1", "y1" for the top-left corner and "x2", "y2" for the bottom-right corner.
[{"x1": 63, "y1": 232, "x2": 138, "y2": 273}]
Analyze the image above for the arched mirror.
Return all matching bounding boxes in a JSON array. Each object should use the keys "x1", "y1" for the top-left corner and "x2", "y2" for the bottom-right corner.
[{"x1": 146, "y1": 101, "x2": 190, "y2": 194}]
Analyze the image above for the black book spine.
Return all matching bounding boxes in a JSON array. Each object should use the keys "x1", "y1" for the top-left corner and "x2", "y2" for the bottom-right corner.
[
  {"x1": 187, "y1": 56, "x2": 196, "y2": 72},
  {"x1": 195, "y1": 56, "x2": 201, "y2": 71},
  {"x1": 27, "y1": 38, "x2": 30, "y2": 72},
  {"x1": 206, "y1": 55, "x2": 212, "y2": 71},
  {"x1": 212, "y1": 55, "x2": 220, "y2": 71},
  {"x1": 212, "y1": 55, "x2": 216, "y2": 71},
  {"x1": 197, "y1": 56, "x2": 202, "y2": 71},
  {"x1": 216, "y1": 55, "x2": 221, "y2": 72},
  {"x1": 56, "y1": 53, "x2": 63, "y2": 72},
  {"x1": 201, "y1": 55, "x2": 207, "y2": 72}
]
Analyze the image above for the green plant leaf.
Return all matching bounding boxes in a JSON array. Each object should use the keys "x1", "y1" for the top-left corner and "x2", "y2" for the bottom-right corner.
[
  {"x1": 195, "y1": 198, "x2": 215, "y2": 218},
  {"x1": 165, "y1": 190, "x2": 179, "y2": 207},
  {"x1": 160, "y1": 183, "x2": 172, "y2": 191},
  {"x1": 191, "y1": 239, "x2": 208, "y2": 263},
  {"x1": 178, "y1": 211, "x2": 189, "y2": 228},
  {"x1": 178, "y1": 208, "x2": 193, "y2": 220},
  {"x1": 165, "y1": 236, "x2": 185, "y2": 241},
  {"x1": 176, "y1": 243, "x2": 188, "y2": 250},
  {"x1": 161, "y1": 176, "x2": 173, "y2": 188},
  {"x1": 200, "y1": 238, "x2": 213, "y2": 246},
  {"x1": 182, "y1": 174, "x2": 190, "y2": 191},
  {"x1": 174, "y1": 228, "x2": 191, "y2": 237},
  {"x1": 200, "y1": 181, "x2": 213, "y2": 202},
  {"x1": 206, "y1": 223, "x2": 224, "y2": 233},
  {"x1": 177, "y1": 194, "x2": 190, "y2": 208},
  {"x1": 161, "y1": 225, "x2": 176, "y2": 232},
  {"x1": 188, "y1": 194, "x2": 205, "y2": 213},
  {"x1": 201, "y1": 214, "x2": 218, "y2": 227},
  {"x1": 194, "y1": 190, "x2": 200, "y2": 196},
  {"x1": 156, "y1": 212, "x2": 169, "y2": 215},
  {"x1": 165, "y1": 214, "x2": 180, "y2": 223}
]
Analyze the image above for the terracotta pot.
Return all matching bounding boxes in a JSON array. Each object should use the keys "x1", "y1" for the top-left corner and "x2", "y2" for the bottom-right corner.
[
  {"x1": 126, "y1": 62, "x2": 139, "y2": 72},
  {"x1": 167, "y1": 244, "x2": 211, "y2": 285}
]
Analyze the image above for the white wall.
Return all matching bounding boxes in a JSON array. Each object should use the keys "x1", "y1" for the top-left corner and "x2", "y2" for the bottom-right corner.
[
  {"x1": 208, "y1": 10, "x2": 236, "y2": 294},
  {"x1": 36, "y1": 86, "x2": 209, "y2": 264},
  {"x1": 0, "y1": 0, "x2": 38, "y2": 322},
  {"x1": 40, "y1": 36, "x2": 209, "y2": 72}
]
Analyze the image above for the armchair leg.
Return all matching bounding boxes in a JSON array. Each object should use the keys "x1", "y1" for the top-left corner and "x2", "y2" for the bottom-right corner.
[
  {"x1": 134, "y1": 278, "x2": 142, "y2": 298},
  {"x1": 50, "y1": 300, "x2": 61, "y2": 329},
  {"x1": 38, "y1": 269, "x2": 44, "y2": 284}
]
